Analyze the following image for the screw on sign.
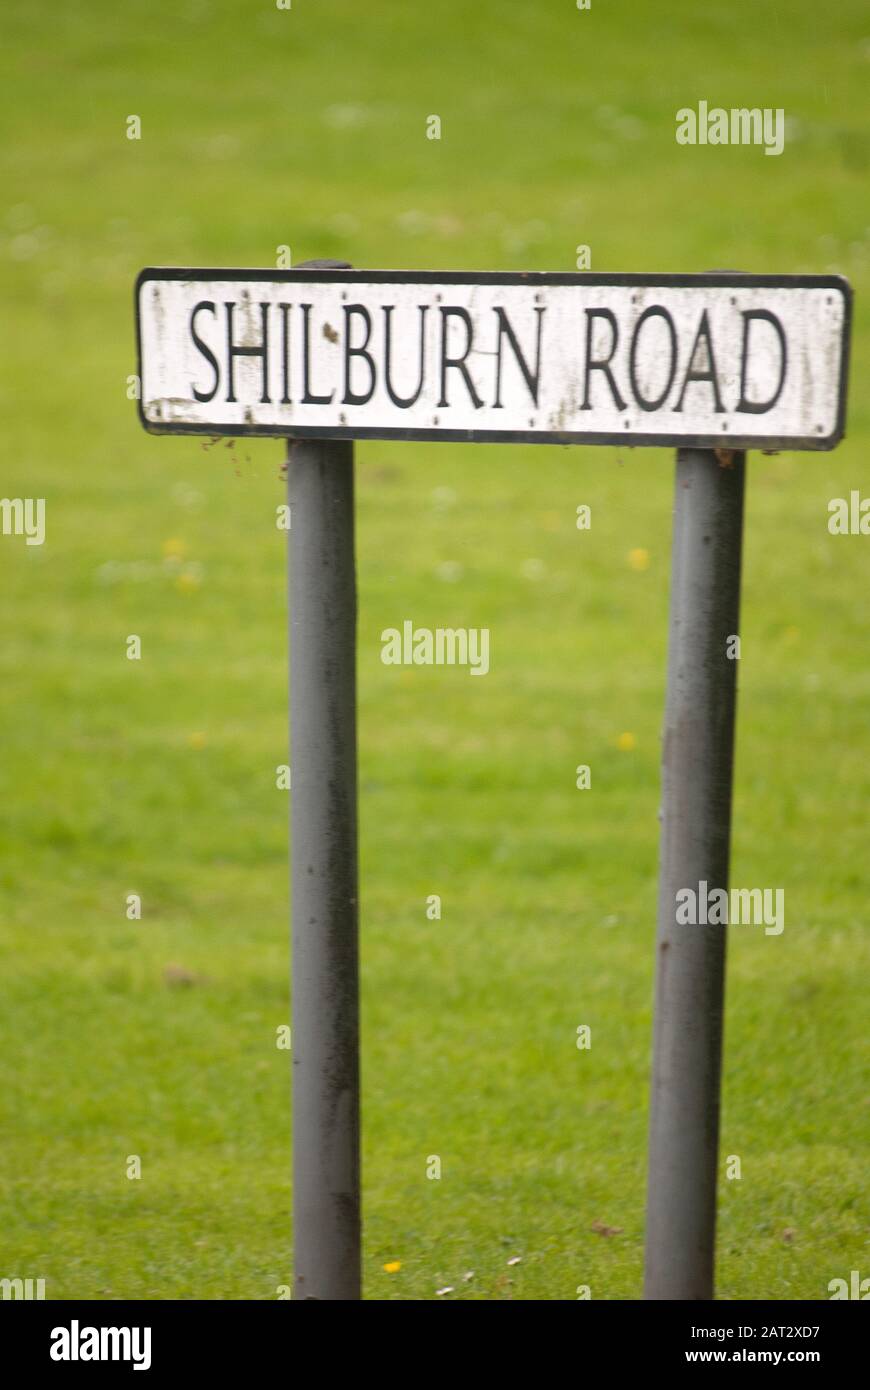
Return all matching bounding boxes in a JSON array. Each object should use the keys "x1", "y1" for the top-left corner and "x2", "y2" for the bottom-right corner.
[{"x1": 135, "y1": 265, "x2": 852, "y2": 1300}]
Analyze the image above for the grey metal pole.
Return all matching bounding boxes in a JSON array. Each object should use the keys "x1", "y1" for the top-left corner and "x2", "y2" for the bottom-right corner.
[
  {"x1": 289, "y1": 436, "x2": 360, "y2": 1300},
  {"x1": 644, "y1": 447, "x2": 746, "y2": 1300},
  {"x1": 288, "y1": 260, "x2": 360, "y2": 1300}
]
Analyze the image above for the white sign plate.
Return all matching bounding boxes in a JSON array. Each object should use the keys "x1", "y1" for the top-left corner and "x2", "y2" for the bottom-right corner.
[{"x1": 136, "y1": 270, "x2": 851, "y2": 450}]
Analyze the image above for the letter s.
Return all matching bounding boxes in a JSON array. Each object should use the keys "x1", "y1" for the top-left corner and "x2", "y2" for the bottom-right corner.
[{"x1": 190, "y1": 301, "x2": 220, "y2": 402}]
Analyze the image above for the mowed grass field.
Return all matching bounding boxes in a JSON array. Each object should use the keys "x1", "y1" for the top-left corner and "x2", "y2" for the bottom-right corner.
[{"x1": 1, "y1": 0, "x2": 868, "y2": 1300}]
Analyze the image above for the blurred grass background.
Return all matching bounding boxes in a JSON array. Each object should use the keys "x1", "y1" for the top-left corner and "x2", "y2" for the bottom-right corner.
[{"x1": 0, "y1": 0, "x2": 868, "y2": 1299}]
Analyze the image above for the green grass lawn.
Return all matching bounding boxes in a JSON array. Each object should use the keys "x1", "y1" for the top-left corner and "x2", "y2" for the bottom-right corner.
[{"x1": 0, "y1": 0, "x2": 868, "y2": 1299}]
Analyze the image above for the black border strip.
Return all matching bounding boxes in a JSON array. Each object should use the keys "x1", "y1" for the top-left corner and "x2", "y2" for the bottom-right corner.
[{"x1": 134, "y1": 269, "x2": 853, "y2": 451}]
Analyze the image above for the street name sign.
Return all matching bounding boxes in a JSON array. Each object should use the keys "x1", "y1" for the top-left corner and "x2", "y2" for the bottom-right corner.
[
  {"x1": 136, "y1": 269, "x2": 850, "y2": 450},
  {"x1": 133, "y1": 259, "x2": 854, "y2": 1303}
]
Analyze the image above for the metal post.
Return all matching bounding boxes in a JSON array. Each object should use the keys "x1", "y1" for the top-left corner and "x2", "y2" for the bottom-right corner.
[
  {"x1": 644, "y1": 447, "x2": 746, "y2": 1300},
  {"x1": 288, "y1": 400, "x2": 360, "y2": 1291}
]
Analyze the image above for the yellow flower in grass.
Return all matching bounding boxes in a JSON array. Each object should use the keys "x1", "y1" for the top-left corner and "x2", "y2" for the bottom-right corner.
[
  {"x1": 628, "y1": 548, "x2": 650, "y2": 571},
  {"x1": 616, "y1": 731, "x2": 636, "y2": 752},
  {"x1": 175, "y1": 570, "x2": 200, "y2": 593},
  {"x1": 383, "y1": 1261, "x2": 401, "y2": 1274}
]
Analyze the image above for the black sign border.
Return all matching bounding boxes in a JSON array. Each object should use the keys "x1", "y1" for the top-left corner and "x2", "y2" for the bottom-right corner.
[{"x1": 135, "y1": 269, "x2": 852, "y2": 451}]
